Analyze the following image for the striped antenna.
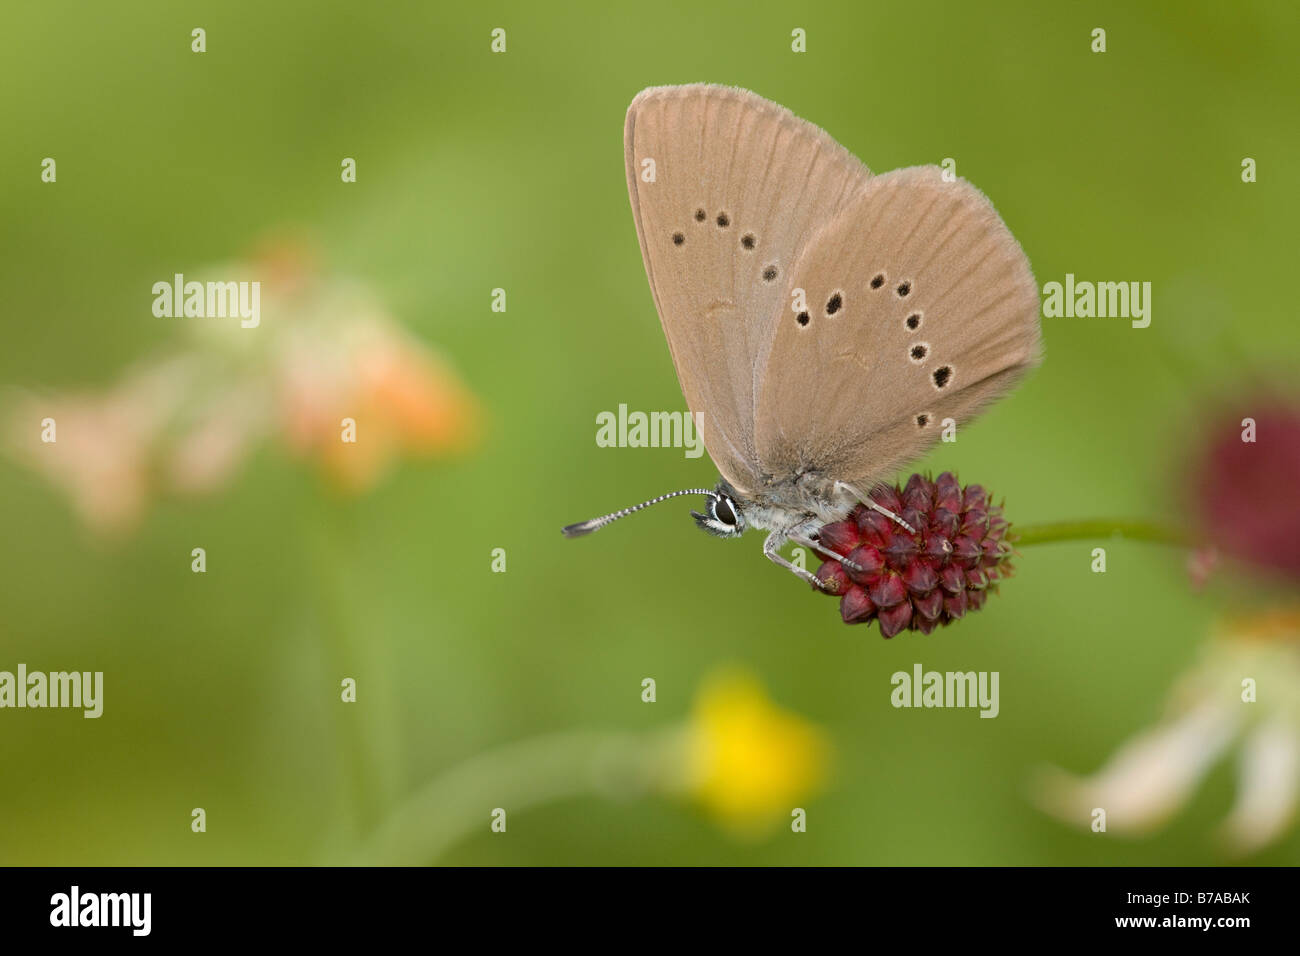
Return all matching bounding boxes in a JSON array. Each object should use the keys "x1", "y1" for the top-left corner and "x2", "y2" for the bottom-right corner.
[{"x1": 562, "y1": 488, "x2": 715, "y2": 538}]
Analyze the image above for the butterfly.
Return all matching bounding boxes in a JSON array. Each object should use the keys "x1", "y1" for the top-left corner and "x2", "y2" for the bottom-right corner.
[{"x1": 564, "y1": 84, "x2": 1041, "y2": 589}]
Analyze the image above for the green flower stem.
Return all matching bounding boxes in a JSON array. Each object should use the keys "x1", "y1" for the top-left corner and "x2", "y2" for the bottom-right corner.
[
  {"x1": 350, "y1": 729, "x2": 682, "y2": 865},
  {"x1": 304, "y1": 492, "x2": 403, "y2": 845},
  {"x1": 1014, "y1": 519, "x2": 1188, "y2": 548}
]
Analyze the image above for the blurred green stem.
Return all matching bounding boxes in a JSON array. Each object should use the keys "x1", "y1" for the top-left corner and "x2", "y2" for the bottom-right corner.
[
  {"x1": 305, "y1": 492, "x2": 403, "y2": 843},
  {"x1": 1015, "y1": 519, "x2": 1187, "y2": 548},
  {"x1": 351, "y1": 729, "x2": 678, "y2": 865}
]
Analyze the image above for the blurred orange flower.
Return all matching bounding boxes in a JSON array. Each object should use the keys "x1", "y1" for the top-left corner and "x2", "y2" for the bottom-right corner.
[{"x1": 4, "y1": 239, "x2": 481, "y2": 533}]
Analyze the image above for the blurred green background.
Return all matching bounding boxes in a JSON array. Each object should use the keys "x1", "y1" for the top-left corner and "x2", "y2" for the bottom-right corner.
[{"x1": 1, "y1": 0, "x2": 1297, "y2": 865}]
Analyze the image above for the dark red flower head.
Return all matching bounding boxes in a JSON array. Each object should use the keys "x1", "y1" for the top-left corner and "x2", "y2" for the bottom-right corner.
[
  {"x1": 813, "y1": 472, "x2": 1015, "y2": 636},
  {"x1": 1193, "y1": 403, "x2": 1300, "y2": 583}
]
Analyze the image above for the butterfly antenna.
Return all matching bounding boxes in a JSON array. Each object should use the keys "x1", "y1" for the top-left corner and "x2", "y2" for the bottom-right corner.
[{"x1": 562, "y1": 488, "x2": 716, "y2": 538}]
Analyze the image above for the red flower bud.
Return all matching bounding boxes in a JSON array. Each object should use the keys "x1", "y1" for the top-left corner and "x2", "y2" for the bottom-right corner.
[
  {"x1": 877, "y1": 602, "x2": 914, "y2": 638},
  {"x1": 845, "y1": 545, "x2": 885, "y2": 583},
  {"x1": 815, "y1": 561, "x2": 852, "y2": 596},
  {"x1": 868, "y1": 571, "x2": 908, "y2": 608},
  {"x1": 840, "y1": 586, "x2": 877, "y2": 624},
  {"x1": 818, "y1": 520, "x2": 861, "y2": 556}
]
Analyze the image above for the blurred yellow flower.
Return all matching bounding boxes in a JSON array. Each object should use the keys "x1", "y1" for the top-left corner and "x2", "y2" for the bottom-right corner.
[
  {"x1": 355, "y1": 669, "x2": 833, "y2": 862},
  {"x1": 681, "y1": 671, "x2": 831, "y2": 836}
]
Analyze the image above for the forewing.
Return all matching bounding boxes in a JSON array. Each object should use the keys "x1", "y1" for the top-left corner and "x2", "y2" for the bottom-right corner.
[{"x1": 624, "y1": 84, "x2": 871, "y2": 494}]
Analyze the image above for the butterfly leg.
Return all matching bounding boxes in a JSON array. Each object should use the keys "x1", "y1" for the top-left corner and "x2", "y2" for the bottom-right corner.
[
  {"x1": 763, "y1": 531, "x2": 829, "y2": 590},
  {"x1": 787, "y1": 531, "x2": 865, "y2": 573},
  {"x1": 834, "y1": 480, "x2": 916, "y2": 534}
]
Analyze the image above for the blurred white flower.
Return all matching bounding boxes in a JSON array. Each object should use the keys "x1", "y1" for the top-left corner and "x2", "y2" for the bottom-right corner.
[{"x1": 1033, "y1": 608, "x2": 1300, "y2": 854}]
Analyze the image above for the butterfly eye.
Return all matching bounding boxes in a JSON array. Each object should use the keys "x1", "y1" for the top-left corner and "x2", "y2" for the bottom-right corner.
[{"x1": 714, "y1": 496, "x2": 738, "y2": 525}]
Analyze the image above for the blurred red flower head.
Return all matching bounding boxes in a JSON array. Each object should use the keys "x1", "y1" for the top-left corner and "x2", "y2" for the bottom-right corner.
[{"x1": 1192, "y1": 401, "x2": 1300, "y2": 584}]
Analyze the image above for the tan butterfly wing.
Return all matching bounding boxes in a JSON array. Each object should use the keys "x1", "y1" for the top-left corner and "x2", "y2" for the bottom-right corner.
[
  {"x1": 624, "y1": 85, "x2": 872, "y2": 495},
  {"x1": 753, "y1": 165, "x2": 1042, "y2": 489}
]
